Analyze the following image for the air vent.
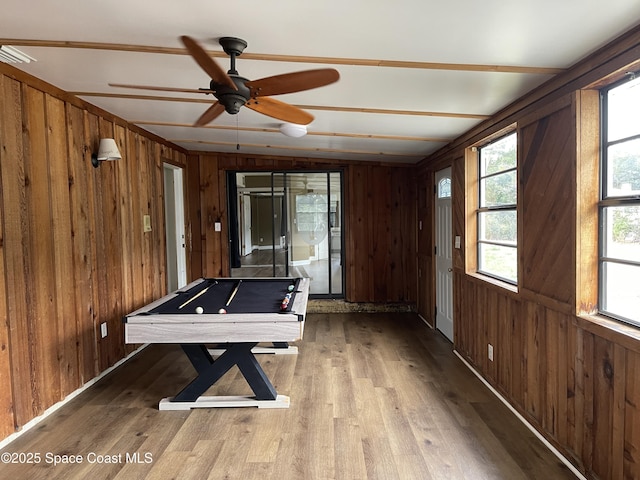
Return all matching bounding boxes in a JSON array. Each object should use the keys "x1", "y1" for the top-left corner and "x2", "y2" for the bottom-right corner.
[{"x1": 0, "y1": 45, "x2": 36, "y2": 64}]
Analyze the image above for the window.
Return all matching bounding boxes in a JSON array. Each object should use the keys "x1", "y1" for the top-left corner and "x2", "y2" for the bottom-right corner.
[
  {"x1": 599, "y1": 72, "x2": 640, "y2": 326},
  {"x1": 438, "y1": 177, "x2": 451, "y2": 198},
  {"x1": 477, "y1": 132, "x2": 518, "y2": 284}
]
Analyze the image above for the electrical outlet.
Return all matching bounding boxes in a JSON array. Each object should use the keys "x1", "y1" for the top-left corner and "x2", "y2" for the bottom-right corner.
[
  {"x1": 488, "y1": 343, "x2": 494, "y2": 361},
  {"x1": 101, "y1": 322, "x2": 108, "y2": 339}
]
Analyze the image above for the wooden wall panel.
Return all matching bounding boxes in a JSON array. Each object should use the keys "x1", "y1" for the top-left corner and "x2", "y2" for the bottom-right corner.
[
  {"x1": 0, "y1": 67, "x2": 183, "y2": 437},
  {"x1": 151, "y1": 141, "x2": 166, "y2": 301},
  {"x1": 66, "y1": 104, "x2": 98, "y2": 383},
  {"x1": 46, "y1": 94, "x2": 79, "y2": 396},
  {"x1": 624, "y1": 350, "x2": 640, "y2": 479},
  {"x1": 101, "y1": 117, "x2": 125, "y2": 369},
  {"x1": 371, "y1": 166, "x2": 393, "y2": 301},
  {"x1": 0, "y1": 75, "x2": 14, "y2": 439},
  {"x1": 127, "y1": 131, "x2": 145, "y2": 309},
  {"x1": 392, "y1": 167, "x2": 417, "y2": 303},
  {"x1": 116, "y1": 124, "x2": 135, "y2": 356},
  {"x1": 24, "y1": 85, "x2": 62, "y2": 412},
  {"x1": 347, "y1": 165, "x2": 372, "y2": 301},
  {"x1": 139, "y1": 136, "x2": 153, "y2": 303},
  {"x1": 451, "y1": 155, "x2": 465, "y2": 272},
  {"x1": 0, "y1": 196, "x2": 12, "y2": 439},
  {"x1": 520, "y1": 105, "x2": 576, "y2": 307},
  {"x1": 0, "y1": 74, "x2": 31, "y2": 429},
  {"x1": 185, "y1": 154, "x2": 203, "y2": 280},
  {"x1": 199, "y1": 154, "x2": 224, "y2": 278}
]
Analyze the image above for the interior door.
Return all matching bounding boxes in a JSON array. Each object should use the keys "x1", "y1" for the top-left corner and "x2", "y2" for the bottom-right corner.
[
  {"x1": 435, "y1": 167, "x2": 454, "y2": 342},
  {"x1": 163, "y1": 163, "x2": 187, "y2": 291}
]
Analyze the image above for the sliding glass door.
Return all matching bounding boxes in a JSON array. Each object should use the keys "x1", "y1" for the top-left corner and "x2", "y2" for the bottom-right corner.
[{"x1": 230, "y1": 171, "x2": 343, "y2": 297}]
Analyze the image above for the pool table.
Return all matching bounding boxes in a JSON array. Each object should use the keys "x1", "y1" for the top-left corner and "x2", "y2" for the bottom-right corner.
[{"x1": 124, "y1": 277, "x2": 310, "y2": 410}]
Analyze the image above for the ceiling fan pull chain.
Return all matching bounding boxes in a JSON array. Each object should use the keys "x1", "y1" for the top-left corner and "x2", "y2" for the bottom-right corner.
[{"x1": 236, "y1": 114, "x2": 240, "y2": 150}]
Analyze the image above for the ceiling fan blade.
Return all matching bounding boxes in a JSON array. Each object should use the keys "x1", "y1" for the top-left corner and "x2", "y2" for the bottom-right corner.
[
  {"x1": 180, "y1": 35, "x2": 237, "y2": 91},
  {"x1": 245, "y1": 97, "x2": 314, "y2": 125},
  {"x1": 195, "y1": 102, "x2": 225, "y2": 126},
  {"x1": 109, "y1": 83, "x2": 213, "y2": 94},
  {"x1": 246, "y1": 68, "x2": 339, "y2": 97}
]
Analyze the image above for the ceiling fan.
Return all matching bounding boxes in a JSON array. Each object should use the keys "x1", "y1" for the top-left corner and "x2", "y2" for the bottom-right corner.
[{"x1": 112, "y1": 36, "x2": 339, "y2": 127}]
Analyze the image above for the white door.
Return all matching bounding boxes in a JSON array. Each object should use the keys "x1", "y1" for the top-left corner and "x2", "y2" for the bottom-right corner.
[
  {"x1": 163, "y1": 164, "x2": 187, "y2": 291},
  {"x1": 435, "y1": 167, "x2": 454, "y2": 342}
]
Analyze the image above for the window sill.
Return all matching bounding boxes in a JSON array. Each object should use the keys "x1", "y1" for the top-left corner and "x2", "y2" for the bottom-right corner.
[
  {"x1": 465, "y1": 272, "x2": 519, "y2": 295},
  {"x1": 576, "y1": 313, "x2": 640, "y2": 353}
]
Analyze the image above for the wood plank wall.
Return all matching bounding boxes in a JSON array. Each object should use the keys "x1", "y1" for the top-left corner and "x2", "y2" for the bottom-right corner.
[
  {"x1": 417, "y1": 26, "x2": 640, "y2": 480},
  {"x1": 0, "y1": 65, "x2": 186, "y2": 439},
  {"x1": 186, "y1": 153, "x2": 417, "y2": 303}
]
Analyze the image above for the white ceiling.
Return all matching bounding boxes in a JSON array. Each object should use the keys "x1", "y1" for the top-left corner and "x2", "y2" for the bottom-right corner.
[{"x1": 2, "y1": 0, "x2": 640, "y2": 164}]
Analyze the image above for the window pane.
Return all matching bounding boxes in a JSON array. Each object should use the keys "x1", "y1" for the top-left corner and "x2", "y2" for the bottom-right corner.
[
  {"x1": 478, "y1": 243, "x2": 518, "y2": 283},
  {"x1": 438, "y1": 177, "x2": 451, "y2": 198},
  {"x1": 601, "y1": 262, "x2": 640, "y2": 325},
  {"x1": 480, "y1": 133, "x2": 517, "y2": 176},
  {"x1": 606, "y1": 139, "x2": 640, "y2": 197},
  {"x1": 607, "y1": 75, "x2": 640, "y2": 142},
  {"x1": 296, "y1": 193, "x2": 328, "y2": 243},
  {"x1": 480, "y1": 170, "x2": 517, "y2": 207},
  {"x1": 479, "y1": 210, "x2": 517, "y2": 243},
  {"x1": 603, "y1": 205, "x2": 640, "y2": 259}
]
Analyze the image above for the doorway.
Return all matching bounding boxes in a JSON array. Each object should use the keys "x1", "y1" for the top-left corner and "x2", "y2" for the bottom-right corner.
[
  {"x1": 435, "y1": 167, "x2": 454, "y2": 342},
  {"x1": 163, "y1": 163, "x2": 187, "y2": 291},
  {"x1": 229, "y1": 171, "x2": 344, "y2": 297}
]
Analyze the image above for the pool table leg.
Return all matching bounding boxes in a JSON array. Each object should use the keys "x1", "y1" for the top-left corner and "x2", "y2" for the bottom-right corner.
[{"x1": 173, "y1": 343, "x2": 278, "y2": 403}]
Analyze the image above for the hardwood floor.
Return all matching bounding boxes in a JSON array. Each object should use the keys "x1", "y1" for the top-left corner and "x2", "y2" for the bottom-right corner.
[{"x1": 0, "y1": 313, "x2": 576, "y2": 479}]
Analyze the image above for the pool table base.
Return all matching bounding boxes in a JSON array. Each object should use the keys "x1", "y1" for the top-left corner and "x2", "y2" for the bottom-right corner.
[
  {"x1": 166, "y1": 342, "x2": 290, "y2": 410},
  {"x1": 159, "y1": 395, "x2": 290, "y2": 410},
  {"x1": 207, "y1": 342, "x2": 298, "y2": 357}
]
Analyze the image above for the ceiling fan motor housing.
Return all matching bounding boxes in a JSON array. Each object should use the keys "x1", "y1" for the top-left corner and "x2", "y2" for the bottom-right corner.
[{"x1": 211, "y1": 75, "x2": 251, "y2": 114}]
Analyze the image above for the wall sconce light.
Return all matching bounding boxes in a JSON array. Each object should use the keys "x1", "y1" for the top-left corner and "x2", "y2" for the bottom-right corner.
[
  {"x1": 91, "y1": 138, "x2": 122, "y2": 168},
  {"x1": 279, "y1": 123, "x2": 307, "y2": 138}
]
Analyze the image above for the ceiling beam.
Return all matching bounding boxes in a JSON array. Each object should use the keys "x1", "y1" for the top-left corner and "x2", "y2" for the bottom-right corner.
[
  {"x1": 169, "y1": 139, "x2": 426, "y2": 158},
  {"x1": 130, "y1": 120, "x2": 452, "y2": 143},
  {"x1": 71, "y1": 91, "x2": 490, "y2": 120},
  {"x1": 0, "y1": 38, "x2": 565, "y2": 75}
]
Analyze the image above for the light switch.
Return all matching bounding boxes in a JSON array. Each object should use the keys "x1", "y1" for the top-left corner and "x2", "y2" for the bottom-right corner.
[
  {"x1": 214, "y1": 222, "x2": 222, "y2": 232},
  {"x1": 454, "y1": 236, "x2": 461, "y2": 249},
  {"x1": 143, "y1": 215, "x2": 152, "y2": 232}
]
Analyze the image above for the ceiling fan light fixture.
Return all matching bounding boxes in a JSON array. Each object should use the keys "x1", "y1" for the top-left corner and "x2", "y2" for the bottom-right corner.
[{"x1": 280, "y1": 123, "x2": 307, "y2": 138}]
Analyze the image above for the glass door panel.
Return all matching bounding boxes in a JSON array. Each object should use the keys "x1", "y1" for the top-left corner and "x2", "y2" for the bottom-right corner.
[{"x1": 231, "y1": 171, "x2": 343, "y2": 297}]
